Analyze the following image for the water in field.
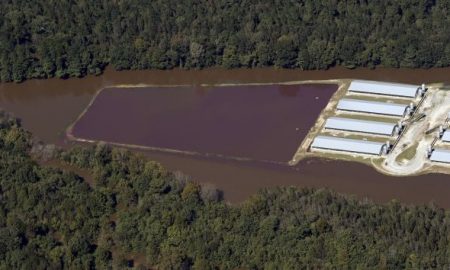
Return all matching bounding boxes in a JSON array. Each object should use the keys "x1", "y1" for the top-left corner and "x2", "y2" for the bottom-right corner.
[
  {"x1": 71, "y1": 84, "x2": 336, "y2": 163},
  {"x1": 2, "y1": 67, "x2": 450, "y2": 207}
]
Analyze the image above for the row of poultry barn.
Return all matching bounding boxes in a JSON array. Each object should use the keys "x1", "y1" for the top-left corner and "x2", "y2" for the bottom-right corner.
[
  {"x1": 310, "y1": 80, "x2": 426, "y2": 156},
  {"x1": 428, "y1": 112, "x2": 450, "y2": 164}
]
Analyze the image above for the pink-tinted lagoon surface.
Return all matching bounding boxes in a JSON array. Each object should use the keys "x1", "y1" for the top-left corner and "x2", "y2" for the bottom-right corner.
[{"x1": 72, "y1": 84, "x2": 336, "y2": 163}]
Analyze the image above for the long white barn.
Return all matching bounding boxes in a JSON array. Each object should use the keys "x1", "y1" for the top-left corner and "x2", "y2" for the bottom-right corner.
[
  {"x1": 348, "y1": 80, "x2": 423, "y2": 98},
  {"x1": 429, "y1": 149, "x2": 450, "y2": 163},
  {"x1": 324, "y1": 117, "x2": 401, "y2": 136},
  {"x1": 337, "y1": 99, "x2": 413, "y2": 117},
  {"x1": 442, "y1": 130, "x2": 450, "y2": 142},
  {"x1": 310, "y1": 136, "x2": 389, "y2": 155}
]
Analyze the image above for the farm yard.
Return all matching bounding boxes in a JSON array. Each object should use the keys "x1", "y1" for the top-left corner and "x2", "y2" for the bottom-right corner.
[{"x1": 295, "y1": 79, "x2": 450, "y2": 176}]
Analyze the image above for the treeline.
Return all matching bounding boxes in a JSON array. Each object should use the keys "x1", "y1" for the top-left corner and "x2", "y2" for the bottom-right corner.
[
  {"x1": 1, "y1": 0, "x2": 450, "y2": 82},
  {"x1": 1, "y1": 111, "x2": 450, "y2": 269}
]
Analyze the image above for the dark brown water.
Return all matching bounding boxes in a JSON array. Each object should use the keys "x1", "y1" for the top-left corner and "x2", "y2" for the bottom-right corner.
[
  {"x1": 72, "y1": 84, "x2": 336, "y2": 163},
  {"x1": 149, "y1": 152, "x2": 450, "y2": 207},
  {"x1": 1, "y1": 67, "x2": 450, "y2": 207}
]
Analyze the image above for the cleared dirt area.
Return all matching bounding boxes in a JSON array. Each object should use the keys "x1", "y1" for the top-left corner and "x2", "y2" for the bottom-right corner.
[{"x1": 395, "y1": 143, "x2": 418, "y2": 163}]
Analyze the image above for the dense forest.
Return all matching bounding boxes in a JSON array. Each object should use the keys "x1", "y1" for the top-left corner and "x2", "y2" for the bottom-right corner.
[
  {"x1": 1, "y1": 112, "x2": 450, "y2": 269},
  {"x1": 1, "y1": 0, "x2": 450, "y2": 82}
]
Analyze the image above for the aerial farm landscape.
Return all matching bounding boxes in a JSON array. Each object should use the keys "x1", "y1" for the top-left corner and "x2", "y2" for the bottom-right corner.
[
  {"x1": 2, "y1": 1, "x2": 450, "y2": 269},
  {"x1": 5, "y1": 68, "x2": 450, "y2": 210},
  {"x1": 66, "y1": 78, "x2": 450, "y2": 179}
]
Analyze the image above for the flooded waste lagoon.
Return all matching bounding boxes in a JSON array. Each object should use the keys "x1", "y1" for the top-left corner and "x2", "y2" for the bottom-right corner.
[
  {"x1": 2, "y1": 67, "x2": 450, "y2": 207},
  {"x1": 69, "y1": 83, "x2": 338, "y2": 163}
]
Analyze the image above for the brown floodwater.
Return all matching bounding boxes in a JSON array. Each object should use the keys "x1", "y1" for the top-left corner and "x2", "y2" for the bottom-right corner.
[
  {"x1": 1, "y1": 66, "x2": 450, "y2": 207},
  {"x1": 72, "y1": 84, "x2": 336, "y2": 163}
]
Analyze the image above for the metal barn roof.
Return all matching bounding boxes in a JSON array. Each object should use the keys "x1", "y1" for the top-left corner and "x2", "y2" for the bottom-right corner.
[
  {"x1": 348, "y1": 80, "x2": 419, "y2": 98},
  {"x1": 324, "y1": 117, "x2": 398, "y2": 136},
  {"x1": 311, "y1": 136, "x2": 386, "y2": 155},
  {"x1": 337, "y1": 99, "x2": 409, "y2": 116},
  {"x1": 442, "y1": 130, "x2": 450, "y2": 142},
  {"x1": 430, "y1": 149, "x2": 450, "y2": 163}
]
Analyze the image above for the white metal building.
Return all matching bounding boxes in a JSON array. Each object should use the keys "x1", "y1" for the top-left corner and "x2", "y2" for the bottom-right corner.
[
  {"x1": 429, "y1": 149, "x2": 450, "y2": 163},
  {"x1": 310, "y1": 136, "x2": 390, "y2": 155},
  {"x1": 442, "y1": 130, "x2": 450, "y2": 142},
  {"x1": 337, "y1": 99, "x2": 413, "y2": 117},
  {"x1": 324, "y1": 117, "x2": 402, "y2": 136},
  {"x1": 348, "y1": 80, "x2": 424, "y2": 98}
]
